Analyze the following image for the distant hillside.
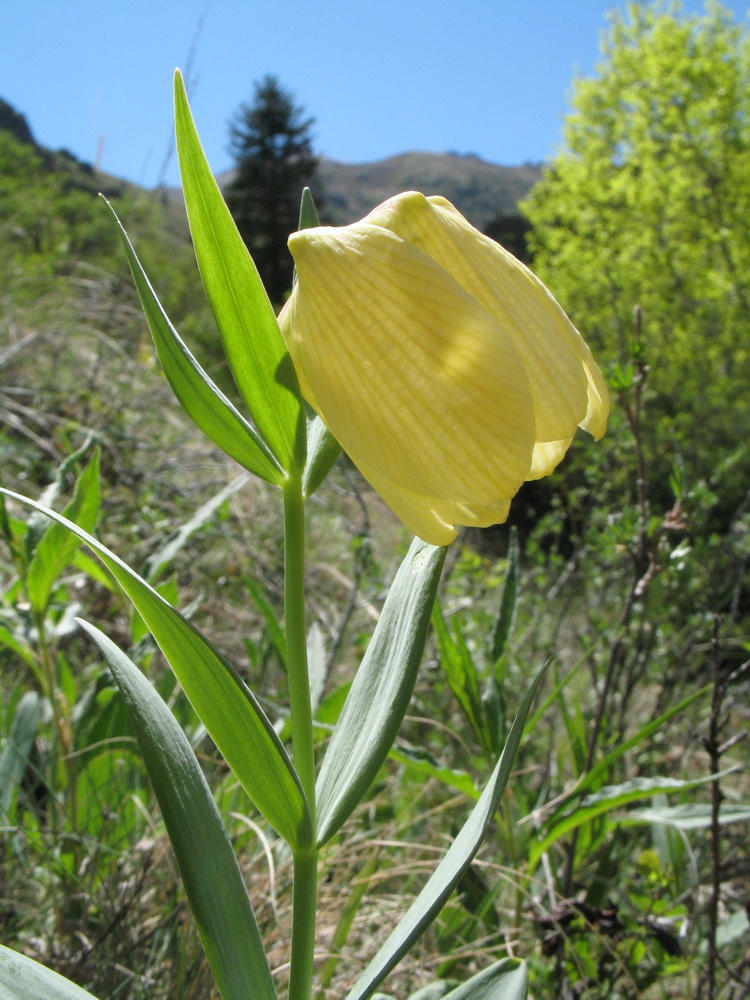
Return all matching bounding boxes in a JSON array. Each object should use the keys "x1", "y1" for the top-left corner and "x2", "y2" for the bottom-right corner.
[
  {"x1": 217, "y1": 152, "x2": 542, "y2": 233},
  {"x1": 316, "y1": 152, "x2": 542, "y2": 230}
]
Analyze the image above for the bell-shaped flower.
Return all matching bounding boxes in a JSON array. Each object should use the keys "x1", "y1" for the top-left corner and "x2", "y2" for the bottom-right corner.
[{"x1": 279, "y1": 192, "x2": 608, "y2": 546}]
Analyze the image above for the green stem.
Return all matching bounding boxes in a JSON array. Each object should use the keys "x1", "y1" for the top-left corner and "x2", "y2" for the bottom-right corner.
[
  {"x1": 283, "y1": 480, "x2": 316, "y2": 806},
  {"x1": 283, "y1": 479, "x2": 318, "y2": 1000},
  {"x1": 290, "y1": 848, "x2": 318, "y2": 1000}
]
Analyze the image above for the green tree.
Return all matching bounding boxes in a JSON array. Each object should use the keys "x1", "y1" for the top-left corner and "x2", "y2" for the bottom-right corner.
[
  {"x1": 226, "y1": 75, "x2": 319, "y2": 305},
  {"x1": 523, "y1": 1, "x2": 750, "y2": 506}
]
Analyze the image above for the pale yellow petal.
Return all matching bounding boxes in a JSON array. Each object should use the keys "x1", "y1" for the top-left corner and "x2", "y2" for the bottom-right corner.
[
  {"x1": 527, "y1": 438, "x2": 573, "y2": 480},
  {"x1": 358, "y1": 459, "x2": 513, "y2": 546},
  {"x1": 364, "y1": 192, "x2": 607, "y2": 444},
  {"x1": 282, "y1": 223, "x2": 537, "y2": 507},
  {"x1": 580, "y1": 361, "x2": 609, "y2": 440}
]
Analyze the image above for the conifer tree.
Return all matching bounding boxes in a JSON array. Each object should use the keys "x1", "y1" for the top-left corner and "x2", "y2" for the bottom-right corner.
[{"x1": 226, "y1": 76, "x2": 318, "y2": 304}]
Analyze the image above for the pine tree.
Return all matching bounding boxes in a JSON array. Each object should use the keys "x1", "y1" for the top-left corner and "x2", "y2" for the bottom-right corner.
[{"x1": 226, "y1": 76, "x2": 318, "y2": 304}]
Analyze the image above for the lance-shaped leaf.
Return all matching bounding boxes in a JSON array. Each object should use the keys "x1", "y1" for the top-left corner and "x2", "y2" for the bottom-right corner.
[
  {"x1": 441, "y1": 959, "x2": 528, "y2": 1000},
  {"x1": 316, "y1": 538, "x2": 447, "y2": 846},
  {"x1": 174, "y1": 70, "x2": 305, "y2": 476},
  {"x1": 106, "y1": 201, "x2": 283, "y2": 486},
  {"x1": 0, "y1": 489, "x2": 313, "y2": 853},
  {"x1": 345, "y1": 666, "x2": 546, "y2": 1000},
  {"x1": 0, "y1": 946, "x2": 101, "y2": 1000},
  {"x1": 302, "y1": 409, "x2": 340, "y2": 500},
  {"x1": 26, "y1": 450, "x2": 100, "y2": 613},
  {"x1": 79, "y1": 621, "x2": 277, "y2": 1000},
  {"x1": 528, "y1": 768, "x2": 738, "y2": 873},
  {"x1": 0, "y1": 691, "x2": 43, "y2": 820}
]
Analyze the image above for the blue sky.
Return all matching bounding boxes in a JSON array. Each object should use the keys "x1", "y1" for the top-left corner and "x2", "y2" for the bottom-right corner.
[{"x1": 4, "y1": 1, "x2": 749, "y2": 188}]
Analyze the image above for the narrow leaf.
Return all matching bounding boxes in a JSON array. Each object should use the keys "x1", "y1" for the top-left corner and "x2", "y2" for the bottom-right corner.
[
  {"x1": 615, "y1": 802, "x2": 750, "y2": 830},
  {"x1": 27, "y1": 450, "x2": 100, "y2": 612},
  {"x1": 79, "y1": 622, "x2": 277, "y2": 1000},
  {"x1": 316, "y1": 539, "x2": 447, "y2": 846},
  {"x1": 0, "y1": 691, "x2": 43, "y2": 818},
  {"x1": 545, "y1": 685, "x2": 710, "y2": 820},
  {"x1": 529, "y1": 769, "x2": 737, "y2": 871},
  {"x1": 298, "y1": 186, "x2": 321, "y2": 231},
  {"x1": 1, "y1": 488, "x2": 313, "y2": 852},
  {"x1": 0, "y1": 946, "x2": 101, "y2": 1000},
  {"x1": 433, "y1": 607, "x2": 486, "y2": 750},
  {"x1": 390, "y1": 745, "x2": 478, "y2": 799},
  {"x1": 174, "y1": 70, "x2": 305, "y2": 475},
  {"x1": 442, "y1": 959, "x2": 528, "y2": 1000},
  {"x1": 345, "y1": 666, "x2": 547, "y2": 1000},
  {"x1": 302, "y1": 412, "x2": 340, "y2": 499},
  {"x1": 106, "y1": 200, "x2": 283, "y2": 485}
]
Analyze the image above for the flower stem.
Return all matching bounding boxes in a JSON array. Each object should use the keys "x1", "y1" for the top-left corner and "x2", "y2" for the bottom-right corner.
[
  {"x1": 283, "y1": 479, "x2": 317, "y2": 1000},
  {"x1": 283, "y1": 480, "x2": 316, "y2": 806}
]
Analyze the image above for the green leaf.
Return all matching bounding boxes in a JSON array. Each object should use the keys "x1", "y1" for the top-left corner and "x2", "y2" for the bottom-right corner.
[
  {"x1": 26, "y1": 450, "x2": 100, "y2": 612},
  {"x1": 78, "y1": 622, "x2": 277, "y2": 1000},
  {"x1": 302, "y1": 412, "x2": 340, "y2": 499},
  {"x1": 390, "y1": 745, "x2": 478, "y2": 799},
  {"x1": 442, "y1": 959, "x2": 527, "y2": 1000},
  {"x1": 345, "y1": 666, "x2": 547, "y2": 1000},
  {"x1": 0, "y1": 691, "x2": 43, "y2": 819},
  {"x1": 173, "y1": 70, "x2": 305, "y2": 476},
  {"x1": 106, "y1": 200, "x2": 283, "y2": 486},
  {"x1": 619, "y1": 802, "x2": 750, "y2": 830},
  {"x1": 433, "y1": 606, "x2": 486, "y2": 752},
  {"x1": 298, "y1": 186, "x2": 321, "y2": 231},
  {"x1": 545, "y1": 685, "x2": 710, "y2": 819},
  {"x1": 1, "y1": 488, "x2": 313, "y2": 853},
  {"x1": 316, "y1": 539, "x2": 447, "y2": 846},
  {"x1": 0, "y1": 946, "x2": 101, "y2": 1000},
  {"x1": 529, "y1": 770, "x2": 738, "y2": 871}
]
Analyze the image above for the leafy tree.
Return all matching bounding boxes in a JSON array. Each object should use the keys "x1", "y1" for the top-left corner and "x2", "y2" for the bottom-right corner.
[
  {"x1": 226, "y1": 75, "x2": 318, "y2": 304},
  {"x1": 523, "y1": 1, "x2": 750, "y2": 510}
]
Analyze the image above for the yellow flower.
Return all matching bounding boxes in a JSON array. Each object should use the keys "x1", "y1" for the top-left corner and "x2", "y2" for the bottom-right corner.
[{"x1": 279, "y1": 192, "x2": 608, "y2": 545}]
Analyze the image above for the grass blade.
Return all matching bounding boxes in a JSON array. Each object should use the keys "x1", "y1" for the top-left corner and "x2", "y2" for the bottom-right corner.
[{"x1": 79, "y1": 621, "x2": 278, "y2": 1000}]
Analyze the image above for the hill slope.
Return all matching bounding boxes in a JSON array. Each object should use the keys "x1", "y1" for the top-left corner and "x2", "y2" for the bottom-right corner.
[{"x1": 317, "y1": 152, "x2": 542, "y2": 229}]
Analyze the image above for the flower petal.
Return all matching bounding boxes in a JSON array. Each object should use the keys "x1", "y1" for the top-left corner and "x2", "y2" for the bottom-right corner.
[
  {"x1": 357, "y1": 459, "x2": 513, "y2": 546},
  {"x1": 364, "y1": 193, "x2": 608, "y2": 444},
  {"x1": 281, "y1": 223, "x2": 537, "y2": 510}
]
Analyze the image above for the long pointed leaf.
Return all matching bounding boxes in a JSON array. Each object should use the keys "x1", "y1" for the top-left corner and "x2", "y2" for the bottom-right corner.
[
  {"x1": 1, "y1": 488, "x2": 313, "y2": 853},
  {"x1": 529, "y1": 769, "x2": 737, "y2": 872},
  {"x1": 0, "y1": 691, "x2": 43, "y2": 819},
  {"x1": 79, "y1": 621, "x2": 277, "y2": 1000},
  {"x1": 174, "y1": 70, "x2": 305, "y2": 475},
  {"x1": 27, "y1": 450, "x2": 100, "y2": 612},
  {"x1": 316, "y1": 539, "x2": 447, "y2": 846},
  {"x1": 0, "y1": 946, "x2": 101, "y2": 1000},
  {"x1": 442, "y1": 959, "x2": 528, "y2": 1000},
  {"x1": 106, "y1": 201, "x2": 283, "y2": 485},
  {"x1": 345, "y1": 666, "x2": 546, "y2": 1000}
]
